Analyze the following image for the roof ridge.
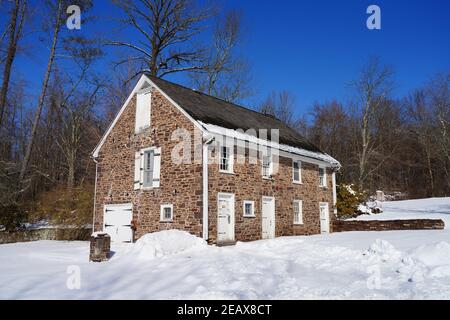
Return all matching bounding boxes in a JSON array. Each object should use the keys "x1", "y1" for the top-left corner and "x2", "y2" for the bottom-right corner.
[
  {"x1": 144, "y1": 73, "x2": 325, "y2": 155},
  {"x1": 145, "y1": 73, "x2": 283, "y2": 123}
]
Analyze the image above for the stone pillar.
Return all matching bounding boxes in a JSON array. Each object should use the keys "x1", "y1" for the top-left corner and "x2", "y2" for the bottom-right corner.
[{"x1": 89, "y1": 233, "x2": 111, "y2": 262}]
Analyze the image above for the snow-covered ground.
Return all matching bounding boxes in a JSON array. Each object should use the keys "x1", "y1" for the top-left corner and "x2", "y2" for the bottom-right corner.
[
  {"x1": 1, "y1": 228, "x2": 450, "y2": 299},
  {"x1": 355, "y1": 197, "x2": 450, "y2": 228}
]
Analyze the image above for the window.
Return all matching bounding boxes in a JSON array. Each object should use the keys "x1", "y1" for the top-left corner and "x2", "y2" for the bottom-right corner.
[
  {"x1": 160, "y1": 204, "x2": 173, "y2": 222},
  {"x1": 135, "y1": 90, "x2": 151, "y2": 133},
  {"x1": 262, "y1": 155, "x2": 272, "y2": 178},
  {"x1": 293, "y1": 160, "x2": 302, "y2": 183},
  {"x1": 319, "y1": 166, "x2": 327, "y2": 187},
  {"x1": 293, "y1": 200, "x2": 303, "y2": 224},
  {"x1": 243, "y1": 200, "x2": 255, "y2": 217},
  {"x1": 143, "y1": 150, "x2": 154, "y2": 187},
  {"x1": 219, "y1": 146, "x2": 233, "y2": 173},
  {"x1": 134, "y1": 147, "x2": 161, "y2": 190}
]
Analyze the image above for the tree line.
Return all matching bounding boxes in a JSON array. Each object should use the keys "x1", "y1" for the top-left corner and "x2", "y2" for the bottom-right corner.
[
  {"x1": 260, "y1": 60, "x2": 449, "y2": 199},
  {"x1": 0, "y1": 0, "x2": 448, "y2": 229}
]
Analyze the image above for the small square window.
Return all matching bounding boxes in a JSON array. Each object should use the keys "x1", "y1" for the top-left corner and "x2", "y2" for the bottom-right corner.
[
  {"x1": 160, "y1": 204, "x2": 173, "y2": 222},
  {"x1": 243, "y1": 200, "x2": 255, "y2": 217}
]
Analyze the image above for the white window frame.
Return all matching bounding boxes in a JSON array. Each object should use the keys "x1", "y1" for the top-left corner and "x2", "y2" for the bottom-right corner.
[
  {"x1": 319, "y1": 166, "x2": 327, "y2": 187},
  {"x1": 293, "y1": 199, "x2": 303, "y2": 225},
  {"x1": 137, "y1": 146, "x2": 161, "y2": 189},
  {"x1": 142, "y1": 149, "x2": 154, "y2": 188},
  {"x1": 293, "y1": 160, "x2": 302, "y2": 184},
  {"x1": 243, "y1": 200, "x2": 255, "y2": 217},
  {"x1": 219, "y1": 145, "x2": 234, "y2": 173},
  {"x1": 262, "y1": 154, "x2": 273, "y2": 179},
  {"x1": 160, "y1": 204, "x2": 173, "y2": 222}
]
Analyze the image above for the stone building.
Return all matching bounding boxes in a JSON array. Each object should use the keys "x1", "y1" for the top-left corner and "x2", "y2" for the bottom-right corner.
[{"x1": 92, "y1": 74, "x2": 340, "y2": 245}]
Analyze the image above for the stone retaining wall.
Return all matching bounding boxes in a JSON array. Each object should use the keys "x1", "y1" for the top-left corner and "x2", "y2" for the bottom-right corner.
[
  {"x1": 0, "y1": 228, "x2": 92, "y2": 244},
  {"x1": 332, "y1": 219, "x2": 445, "y2": 232}
]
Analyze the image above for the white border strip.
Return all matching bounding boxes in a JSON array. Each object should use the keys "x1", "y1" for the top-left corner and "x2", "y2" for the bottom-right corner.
[{"x1": 200, "y1": 122, "x2": 341, "y2": 168}]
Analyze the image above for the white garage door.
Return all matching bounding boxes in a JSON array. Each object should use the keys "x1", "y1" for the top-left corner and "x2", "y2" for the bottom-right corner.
[{"x1": 103, "y1": 203, "x2": 133, "y2": 243}]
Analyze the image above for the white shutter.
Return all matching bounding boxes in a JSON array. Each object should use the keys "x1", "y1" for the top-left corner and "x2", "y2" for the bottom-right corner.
[
  {"x1": 134, "y1": 151, "x2": 142, "y2": 190},
  {"x1": 142, "y1": 91, "x2": 151, "y2": 129},
  {"x1": 153, "y1": 147, "x2": 161, "y2": 187},
  {"x1": 135, "y1": 91, "x2": 151, "y2": 133}
]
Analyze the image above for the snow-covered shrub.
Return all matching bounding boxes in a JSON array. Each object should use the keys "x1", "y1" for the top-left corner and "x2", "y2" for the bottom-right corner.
[{"x1": 336, "y1": 184, "x2": 368, "y2": 219}]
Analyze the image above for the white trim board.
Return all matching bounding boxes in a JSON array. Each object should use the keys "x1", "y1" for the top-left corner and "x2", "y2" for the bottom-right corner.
[
  {"x1": 92, "y1": 74, "x2": 205, "y2": 158},
  {"x1": 200, "y1": 122, "x2": 340, "y2": 168}
]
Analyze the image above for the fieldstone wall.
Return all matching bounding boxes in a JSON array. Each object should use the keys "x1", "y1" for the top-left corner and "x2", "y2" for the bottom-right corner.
[
  {"x1": 0, "y1": 228, "x2": 91, "y2": 244},
  {"x1": 207, "y1": 145, "x2": 336, "y2": 243},
  {"x1": 89, "y1": 233, "x2": 111, "y2": 262},
  {"x1": 94, "y1": 88, "x2": 204, "y2": 240},
  {"x1": 94, "y1": 83, "x2": 336, "y2": 244},
  {"x1": 332, "y1": 219, "x2": 445, "y2": 232}
]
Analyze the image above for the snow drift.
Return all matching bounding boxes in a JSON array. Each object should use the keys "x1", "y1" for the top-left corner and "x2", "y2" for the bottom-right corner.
[
  {"x1": 123, "y1": 229, "x2": 207, "y2": 261},
  {"x1": 1, "y1": 228, "x2": 450, "y2": 299},
  {"x1": 364, "y1": 238, "x2": 450, "y2": 283}
]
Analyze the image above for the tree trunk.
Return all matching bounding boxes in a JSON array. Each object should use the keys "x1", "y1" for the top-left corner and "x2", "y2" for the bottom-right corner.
[
  {"x1": 0, "y1": 0, "x2": 26, "y2": 128},
  {"x1": 67, "y1": 158, "x2": 75, "y2": 190},
  {"x1": 19, "y1": 1, "x2": 63, "y2": 183},
  {"x1": 425, "y1": 149, "x2": 435, "y2": 197},
  {"x1": 358, "y1": 101, "x2": 371, "y2": 189}
]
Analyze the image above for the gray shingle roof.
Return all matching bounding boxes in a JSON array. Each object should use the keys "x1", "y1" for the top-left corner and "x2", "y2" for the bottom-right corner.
[{"x1": 147, "y1": 74, "x2": 323, "y2": 153}]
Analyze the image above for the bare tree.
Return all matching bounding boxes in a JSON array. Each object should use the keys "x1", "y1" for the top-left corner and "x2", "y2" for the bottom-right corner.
[
  {"x1": 110, "y1": 0, "x2": 211, "y2": 78},
  {"x1": 190, "y1": 10, "x2": 251, "y2": 103},
  {"x1": 259, "y1": 90, "x2": 297, "y2": 128},
  {"x1": 0, "y1": 0, "x2": 27, "y2": 128},
  {"x1": 101, "y1": 61, "x2": 136, "y2": 122},
  {"x1": 19, "y1": 0, "x2": 94, "y2": 184},
  {"x1": 427, "y1": 73, "x2": 450, "y2": 190},
  {"x1": 309, "y1": 101, "x2": 350, "y2": 159},
  {"x1": 19, "y1": 0, "x2": 64, "y2": 184},
  {"x1": 352, "y1": 57, "x2": 394, "y2": 189},
  {"x1": 58, "y1": 85, "x2": 102, "y2": 190},
  {"x1": 56, "y1": 38, "x2": 103, "y2": 190},
  {"x1": 406, "y1": 90, "x2": 438, "y2": 196}
]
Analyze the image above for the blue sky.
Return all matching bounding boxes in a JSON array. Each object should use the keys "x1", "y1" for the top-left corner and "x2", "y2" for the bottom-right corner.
[{"x1": 16, "y1": 0, "x2": 450, "y2": 116}]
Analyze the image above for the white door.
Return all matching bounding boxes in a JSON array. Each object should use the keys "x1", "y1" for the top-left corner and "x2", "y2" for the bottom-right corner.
[
  {"x1": 217, "y1": 193, "x2": 235, "y2": 243},
  {"x1": 262, "y1": 197, "x2": 275, "y2": 239},
  {"x1": 103, "y1": 203, "x2": 133, "y2": 243},
  {"x1": 319, "y1": 202, "x2": 330, "y2": 234}
]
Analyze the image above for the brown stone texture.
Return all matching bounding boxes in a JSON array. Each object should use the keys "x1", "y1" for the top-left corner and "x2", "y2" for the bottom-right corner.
[
  {"x1": 89, "y1": 233, "x2": 111, "y2": 262},
  {"x1": 0, "y1": 228, "x2": 91, "y2": 244},
  {"x1": 332, "y1": 219, "x2": 445, "y2": 232},
  {"x1": 94, "y1": 87, "x2": 336, "y2": 244},
  {"x1": 93, "y1": 88, "x2": 203, "y2": 239},
  {"x1": 207, "y1": 145, "x2": 336, "y2": 243}
]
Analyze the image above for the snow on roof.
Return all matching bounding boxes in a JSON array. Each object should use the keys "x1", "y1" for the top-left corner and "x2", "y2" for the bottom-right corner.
[{"x1": 200, "y1": 122, "x2": 341, "y2": 168}]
